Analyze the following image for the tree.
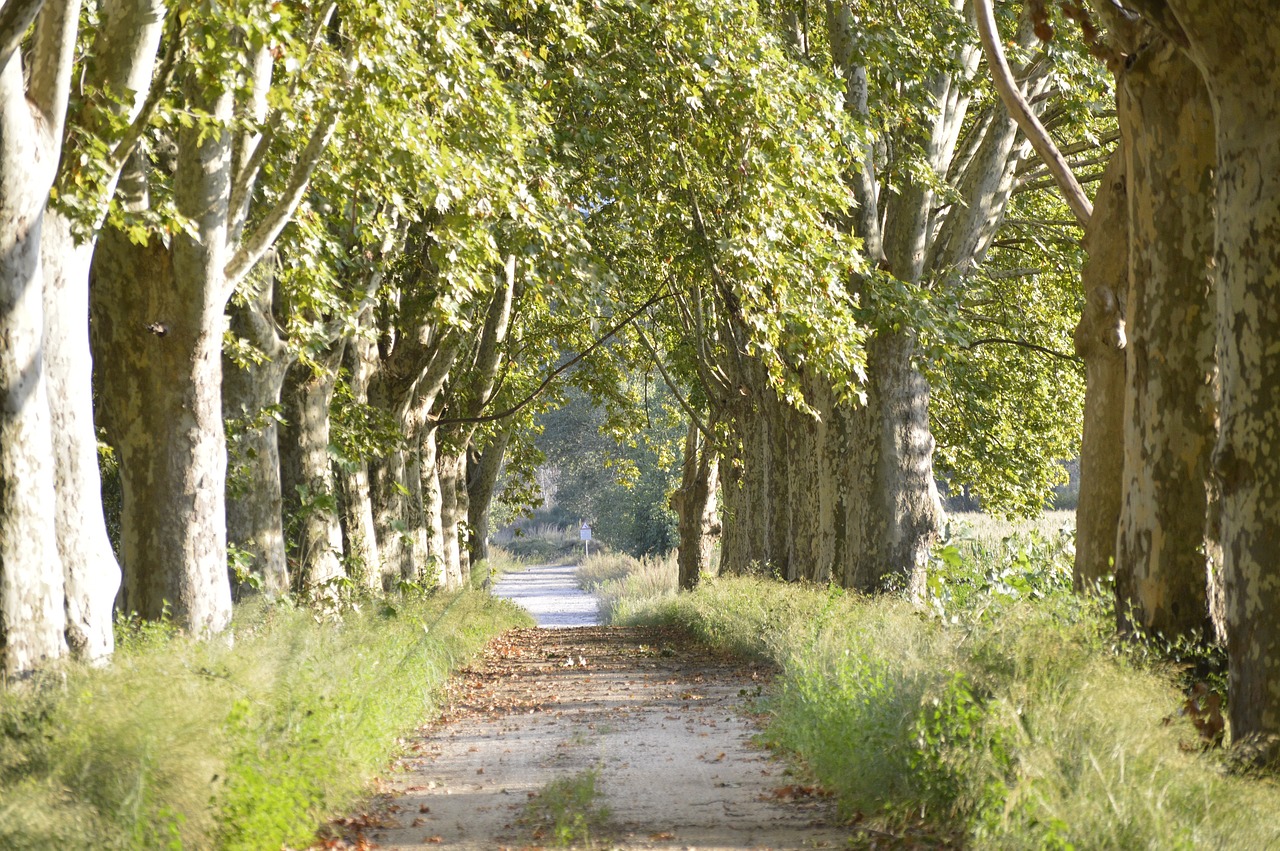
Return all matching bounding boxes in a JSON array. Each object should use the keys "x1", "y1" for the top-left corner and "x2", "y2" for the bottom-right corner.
[
  {"x1": 0, "y1": 0, "x2": 79, "y2": 676},
  {"x1": 784, "y1": 0, "x2": 1084, "y2": 590},
  {"x1": 975, "y1": 1, "x2": 1217, "y2": 643},
  {"x1": 42, "y1": 0, "x2": 173, "y2": 661},
  {"x1": 537, "y1": 0, "x2": 865, "y2": 583},
  {"x1": 1134, "y1": 0, "x2": 1280, "y2": 759},
  {"x1": 92, "y1": 0, "x2": 343, "y2": 632},
  {"x1": 1112, "y1": 28, "x2": 1216, "y2": 639}
]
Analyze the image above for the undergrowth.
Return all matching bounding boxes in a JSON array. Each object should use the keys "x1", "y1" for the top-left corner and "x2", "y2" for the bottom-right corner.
[
  {"x1": 495, "y1": 523, "x2": 587, "y2": 564},
  {"x1": 610, "y1": 521, "x2": 1280, "y2": 849},
  {"x1": 0, "y1": 590, "x2": 530, "y2": 850}
]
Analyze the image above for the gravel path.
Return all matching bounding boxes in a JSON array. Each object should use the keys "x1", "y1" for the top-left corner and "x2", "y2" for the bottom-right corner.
[{"x1": 491, "y1": 563, "x2": 601, "y2": 628}]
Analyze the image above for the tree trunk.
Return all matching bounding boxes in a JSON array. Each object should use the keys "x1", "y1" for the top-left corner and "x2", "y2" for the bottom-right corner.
[
  {"x1": 337, "y1": 320, "x2": 382, "y2": 591},
  {"x1": 779, "y1": 389, "x2": 824, "y2": 583},
  {"x1": 0, "y1": 35, "x2": 71, "y2": 677},
  {"x1": 1073, "y1": 150, "x2": 1130, "y2": 591},
  {"x1": 466, "y1": 430, "x2": 511, "y2": 567},
  {"x1": 716, "y1": 368, "x2": 781, "y2": 578},
  {"x1": 438, "y1": 447, "x2": 468, "y2": 587},
  {"x1": 369, "y1": 442, "x2": 413, "y2": 582},
  {"x1": 1163, "y1": 1, "x2": 1280, "y2": 757},
  {"x1": 223, "y1": 282, "x2": 291, "y2": 596},
  {"x1": 674, "y1": 419, "x2": 720, "y2": 590},
  {"x1": 280, "y1": 346, "x2": 346, "y2": 595},
  {"x1": 91, "y1": 71, "x2": 235, "y2": 634},
  {"x1": 36, "y1": 216, "x2": 126, "y2": 663},
  {"x1": 842, "y1": 330, "x2": 943, "y2": 594},
  {"x1": 38, "y1": 0, "x2": 167, "y2": 658},
  {"x1": 1113, "y1": 37, "x2": 1216, "y2": 638},
  {"x1": 366, "y1": 363, "x2": 422, "y2": 583},
  {"x1": 419, "y1": 425, "x2": 448, "y2": 588},
  {"x1": 41, "y1": 220, "x2": 125, "y2": 661}
]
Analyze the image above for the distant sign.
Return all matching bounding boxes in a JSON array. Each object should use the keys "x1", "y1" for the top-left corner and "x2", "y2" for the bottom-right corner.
[{"x1": 579, "y1": 523, "x2": 592, "y2": 542}]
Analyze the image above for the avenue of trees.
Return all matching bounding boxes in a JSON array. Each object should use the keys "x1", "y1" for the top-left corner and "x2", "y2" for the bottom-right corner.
[{"x1": 3, "y1": 0, "x2": 1280, "y2": 760}]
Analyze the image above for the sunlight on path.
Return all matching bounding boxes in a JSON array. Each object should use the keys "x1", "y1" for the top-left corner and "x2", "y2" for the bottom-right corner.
[{"x1": 491, "y1": 563, "x2": 600, "y2": 628}]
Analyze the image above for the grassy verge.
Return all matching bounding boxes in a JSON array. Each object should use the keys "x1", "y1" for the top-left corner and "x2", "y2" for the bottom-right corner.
[
  {"x1": 577, "y1": 551, "x2": 677, "y2": 622},
  {"x1": 607, "y1": 525, "x2": 1280, "y2": 848},
  {"x1": 468, "y1": 546, "x2": 528, "y2": 589},
  {"x1": 0, "y1": 590, "x2": 531, "y2": 850}
]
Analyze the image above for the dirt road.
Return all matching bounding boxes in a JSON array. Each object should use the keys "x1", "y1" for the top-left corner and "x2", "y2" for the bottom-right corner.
[
  {"x1": 490, "y1": 563, "x2": 600, "y2": 628},
  {"x1": 317, "y1": 564, "x2": 850, "y2": 849},
  {"x1": 329, "y1": 624, "x2": 851, "y2": 850}
]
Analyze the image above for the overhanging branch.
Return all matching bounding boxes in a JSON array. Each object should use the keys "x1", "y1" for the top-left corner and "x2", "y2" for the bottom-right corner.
[
  {"x1": 965, "y1": 336, "x2": 1080, "y2": 362},
  {"x1": 974, "y1": 0, "x2": 1093, "y2": 225},
  {"x1": 430, "y1": 285, "x2": 673, "y2": 428}
]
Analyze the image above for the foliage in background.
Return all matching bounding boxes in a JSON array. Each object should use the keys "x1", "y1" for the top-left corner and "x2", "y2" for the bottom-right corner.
[
  {"x1": 0, "y1": 593, "x2": 530, "y2": 850},
  {"x1": 492, "y1": 523, "x2": 587, "y2": 565},
  {"x1": 604, "y1": 519, "x2": 1271, "y2": 848},
  {"x1": 530, "y1": 383, "x2": 683, "y2": 558}
]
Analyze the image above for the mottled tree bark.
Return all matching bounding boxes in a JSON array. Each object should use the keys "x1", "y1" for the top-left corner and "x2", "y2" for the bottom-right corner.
[
  {"x1": 39, "y1": 0, "x2": 165, "y2": 659},
  {"x1": 92, "y1": 66, "x2": 235, "y2": 634},
  {"x1": 223, "y1": 275, "x2": 291, "y2": 596},
  {"x1": 337, "y1": 317, "x2": 382, "y2": 591},
  {"x1": 1113, "y1": 37, "x2": 1216, "y2": 638},
  {"x1": 466, "y1": 430, "x2": 510, "y2": 567},
  {"x1": 673, "y1": 419, "x2": 719, "y2": 590},
  {"x1": 437, "y1": 448, "x2": 468, "y2": 586},
  {"x1": 41, "y1": 217, "x2": 121, "y2": 659},
  {"x1": 0, "y1": 0, "x2": 78, "y2": 676},
  {"x1": 280, "y1": 344, "x2": 346, "y2": 594},
  {"x1": 842, "y1": 331, "x2": 943, "y2": 594},
  {"x1": 418, "y1": 424, "x2": 448, "y2": 587},
  {"x1": 1073, "y1": 151, "x2": 1130, "y2": 591},
  {"x1": 1160, "y1": 0, "x2": 1280, "y2": 757}
]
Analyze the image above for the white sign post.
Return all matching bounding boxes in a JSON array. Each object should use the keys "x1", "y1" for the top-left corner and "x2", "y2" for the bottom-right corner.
[{"x1": 579, "y1": 522, "x2": 592, "y2": 558}]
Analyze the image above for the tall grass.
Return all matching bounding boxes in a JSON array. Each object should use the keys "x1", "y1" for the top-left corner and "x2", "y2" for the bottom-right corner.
[
  {"x1": 577, "y1": 551, "x2": 677, "y2": 622},
  {"x1": 609, "y1": 522, "x2": 1280, "y2": 848},
  {"x1": 0, "y1": 590, "x2": 531, "y2": 850}
]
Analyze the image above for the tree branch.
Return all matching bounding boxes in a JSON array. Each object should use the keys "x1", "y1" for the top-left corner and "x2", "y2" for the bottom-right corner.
[
  {"x1": 227, "y1": 1, "x2": 336, "y2": 223},
  {"x1": 431, "y1": 285, "x2": 673, "y2": 428},
  {"x1": 27, "y1": 0, "x2": 80, "y2": 135},
  {"x1": 1118, "y1": 0, "x2": 1188, "y2": 47},
  {"x1": 965, "y1": 336, "x2": 1081, "y2": 362},
  {"x1": 106, "y1": 9, "x2": 184, "y2": 174},
  {"x1": 223, "y1": 104, "x2": 340, "y2": 292},
  {"x1": 0, "y1": 0, "x2": 42, "y2": 70},
  {"x1": 974, "y1": 0, "x2": 1093, "y2": 225},
  {"x1": 633, "y1": 322, "x2": 714, "y2": 443}
]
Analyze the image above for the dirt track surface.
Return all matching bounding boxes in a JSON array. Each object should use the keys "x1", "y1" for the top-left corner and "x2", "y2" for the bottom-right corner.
[
  {"x1": 330, "y1": 626, "x2": 851, "y2": 850},
  {"x1": 491, "y1": 564, "x2": 600, "y2": 628}
]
